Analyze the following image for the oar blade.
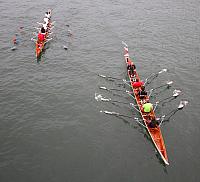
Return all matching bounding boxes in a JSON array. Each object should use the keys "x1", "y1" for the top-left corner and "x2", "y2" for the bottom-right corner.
[
  {"x1": 178, "y1": 101, "x2": 188, "y2": 110},
  {"x1": 167, "y1": 81, "x2": 173, "y2": 85},
  {"x1": 95, "y1": 93, "x2": 111, "y2": 102},
  {"x1": 158, "y1": 68, "x2": 167, "y2": 74},
  {"x1": 98, "y1": 74, "x2": 106, "y2": 78},
  {"x1": 99, "y1": 86, "x2": 107, "y2": 90},
  {"x1": 173, "y1": 89, "x2": 181, "y2": 97}
]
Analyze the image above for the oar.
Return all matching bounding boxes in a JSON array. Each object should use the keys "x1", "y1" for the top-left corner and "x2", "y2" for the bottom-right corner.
[
  {"x1": 99, "y1": 86, "x2": 136, "y2": 100},
  {"x1": 98, "y1": 74, "x2": 122, "y2": 81},
  {"x1": 63, "y1": 45, "x2": 68, "y2": 50},
  {"x1": 100, "y1": 110, "x2": 148, "y2": 128},
  {"x1": 144, "y1": 68, "x2": 167, "y2": 85},
  {"x1": 45, "y1": 38, "x2": 53, "y2": 43},
  {"x1": 153, "y1": 101, "x2": 159, "y2": 111},
  {"x1": 37, "y1": 22, "x2": 43, "y2": 25},
  {"x1": 156, "y1": 89, "x2": 181, "y2": 104},
  {"x1": 95, "y1": 93, "x2": 134, "y2": 105},
  {"x1": 126, "y1": 91, "x2": 136, "y2": 100},
  {"x1": 31, "y1": 38, "x2": 37, "y2": 43},
  {"x1": 178, "y1": 100, "x2": 188, "y2": 110},
  {"x1": 100, "y1": 110, "x2": 147, "y2": 129},
  {"x1": 34, "y1": 27, "x2": 40, "y2": 30},
  {"x1": 95, "y1": 92, "x2": 140, "y2": 112},
  {"x1": 100, "y1": 110, "x2": 132, "y2": 118},
  {"x1": 134, "y1": 117, "x2": 148, "y2": 128},
  {"x1": 99, "y1": 86, "x2": 126, "y2": 92},
  {"x1": 159, "y1": 100, "x2": 188, "y2": 126},
  {"x1": 130, "y1": 103, "x2": 140, "y2": 113},
  {"x1": 48, "y1": 32, "x2": 53, "y2": 35},
  {"x1": 11, "y1": 46, "x2": 17, "y2": 51},
  {"x1": 148, "y1": 81, "x2": 173, "y2": 97}
]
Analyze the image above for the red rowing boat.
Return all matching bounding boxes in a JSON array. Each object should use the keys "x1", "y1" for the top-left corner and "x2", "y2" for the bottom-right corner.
[
  {"x1": 123, "y1": 45, "x2": 169, "y2": 165},
  {"x1": 35, "y1": 10, "x2": 52, "y2": 58}
]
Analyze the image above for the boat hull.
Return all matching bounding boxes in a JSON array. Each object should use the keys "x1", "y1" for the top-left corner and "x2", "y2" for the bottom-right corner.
[{"x1": 123, "y1": 47, "x2": 169, "y2": 165}]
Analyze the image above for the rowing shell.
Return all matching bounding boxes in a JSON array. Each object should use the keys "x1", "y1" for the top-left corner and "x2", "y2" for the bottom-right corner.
[
  {"x1": 123, "y1": 46, "x2": 169, "y2": 165},
  {"x1": 35, "y1": 10, "x2": 52, "y2": 58}
]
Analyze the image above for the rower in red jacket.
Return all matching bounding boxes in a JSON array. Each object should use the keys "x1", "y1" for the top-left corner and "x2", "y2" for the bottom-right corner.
[
  {"x1": 131, "y1": 78, "x2": 144, "y2": 88},
  {"x1": 37, "y1": 27, "x2": 45, "y2": 43}
]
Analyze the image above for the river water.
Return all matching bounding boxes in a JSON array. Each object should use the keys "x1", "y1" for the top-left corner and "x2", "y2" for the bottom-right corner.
[{"x1": 0, "y1": 0, "x2": 200, "y2": 181}]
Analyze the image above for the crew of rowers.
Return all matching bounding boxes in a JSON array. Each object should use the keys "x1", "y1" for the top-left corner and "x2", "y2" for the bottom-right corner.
[
  {"x1": 126, "y1": 58, "x2": 159, "y2": 128},
  {"x1": 37, "y1": 10, "x2": 51, "y2": 43}
]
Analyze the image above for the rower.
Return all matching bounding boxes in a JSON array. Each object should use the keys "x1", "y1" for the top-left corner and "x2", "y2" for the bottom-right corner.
[
  {"x1": 142, "y1": 100, "x2": 153, "y2": 113},
  {"x1": 127, "y1": 59, "x2": 132, "y2": 70},
  {"x1": 138, "y1": 85, "x2": 147, "y2": 100},
  {"x1": 37, "y1": 27, "x2": 46, "y2": 43},
  {"x1": 42, "y1": 23, "x2": 48, "y2": 32},
  {"x1": 41, "y1": 26, "x2": 46, "y2": 34},
  {"x1": 131, "y1": 78, "x2": 144, "y2": 88},
  {"x1": 147, "y1": 115, "x2": 160, "y2": 128},
  {"x1": 37, "y1": 33, "x2": 45, "y2": 43},
  {"x1": 43, "y1": 17, "x2": 49, "y2": 25}
]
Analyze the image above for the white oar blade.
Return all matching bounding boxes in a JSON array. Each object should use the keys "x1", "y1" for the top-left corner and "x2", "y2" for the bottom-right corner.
[
  {"x1": 158, "y1": 68, "x2": 167, "y2": 74},
  {"x1": 101, "y1": 98, "x2": 110, "y2": 102},
  {"x1": 63, "y1": 45, "x2": 68, "y2": 50},
  {"x1": 11, "y1": 46, "x2": 17, "y2": 51},
  {"x1": 178, "y1": 101, "x2": 188, "y2": 109},
  {"x1": 173, "y1": 89, "x2": 181, "y2": 97},
  {"x1": 95, "y1": 93, "x2": 110, "y2": 102},
  {"x1": 95, "y1": 93, "x2": 102, "y2": 101},
  {"x1": 167, "y1": 81, "x2": 173, "y2": 85},
  {"x1": 98, "y1": 74, "x2": 106, "y2": 78},
  {"x1": 101, "y1": 110, "x2": 119, "y2": 115},
  {"x1": 99, "y1": 86, "x2": 107, "y2": 90}
]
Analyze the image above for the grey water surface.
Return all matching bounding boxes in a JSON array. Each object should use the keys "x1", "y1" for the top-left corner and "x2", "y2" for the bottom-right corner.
[{"x1": 0, "y1": 0, "x2": 200, "y2": 181}]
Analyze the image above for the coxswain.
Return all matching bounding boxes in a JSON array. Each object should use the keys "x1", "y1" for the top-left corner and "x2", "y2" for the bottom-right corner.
[
  {"x1": 142, "y1": 100, "x2": 153, "y2": 113},
  {"x1": 131, "y1": 78, "x2": 144, "y2": 88},
  {"x1": 138, "y1": 85, "x2": 147, "y2": 100}
]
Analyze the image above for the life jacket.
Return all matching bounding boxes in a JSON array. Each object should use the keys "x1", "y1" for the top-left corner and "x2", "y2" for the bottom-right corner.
[{"x1": 38, "y1": 33, "x2": 45, "y2": 42}]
